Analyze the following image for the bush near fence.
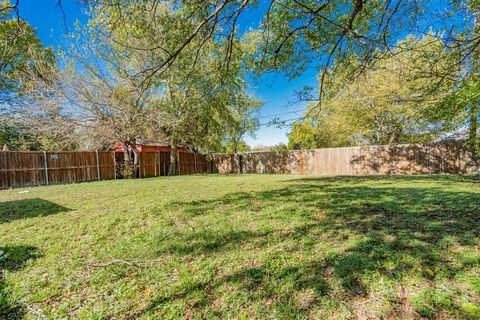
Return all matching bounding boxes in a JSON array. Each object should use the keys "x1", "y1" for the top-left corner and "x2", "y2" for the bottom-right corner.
[
  {"x1": 0, "y1": 151, "x2": 211, "y2": 189},
  {"x1": 212, "y1": 141, "x2": 478, "y2": 175}
]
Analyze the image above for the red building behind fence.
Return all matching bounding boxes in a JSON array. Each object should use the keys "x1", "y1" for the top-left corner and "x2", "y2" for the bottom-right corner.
[{"x1": 114, "y1": 143, "x2": 188, "y2": 153}]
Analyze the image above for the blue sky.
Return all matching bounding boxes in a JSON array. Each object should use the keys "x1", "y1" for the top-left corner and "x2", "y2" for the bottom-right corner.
[{"x1": 15, "y1": 0, "x2": 317, "y2": 147}]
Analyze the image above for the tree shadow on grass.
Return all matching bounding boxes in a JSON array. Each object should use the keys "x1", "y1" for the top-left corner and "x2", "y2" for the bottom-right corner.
[
  {"x1": 156, "y1": 229, "x2": 272, "y2": 255},
  {"x1": 0, "y1": 198, "x2": 69, "y2": 224},
  {"x1": 288, "y1": 173, "x2": 480, "y2": 185},
  {"x1": 146, "y1": 176, "x2": 479, "y2": 318},
  {"x1": 0, "y1": 245, "x2": 41, "y2": 319}
]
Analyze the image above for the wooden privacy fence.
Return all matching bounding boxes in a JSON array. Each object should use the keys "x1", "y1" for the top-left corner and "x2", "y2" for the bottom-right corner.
[
  {"x1": 1, "y1": 151, "x2": 211, "y2": 188},
  {"x1": 0, "y1": 151, "x2": 115, "y2": 189},
  {"x1": 138, "y1": 151, "x2": 211, "y2": 178},
  {"x1": 212, "y1": 142, "x2": 478, "y2": 175},
  {"x1": 2, "y1": 142, "x2": 477, "y2": 188}
]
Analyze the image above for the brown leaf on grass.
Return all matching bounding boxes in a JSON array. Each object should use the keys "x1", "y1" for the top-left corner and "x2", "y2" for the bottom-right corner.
[{"x1": 143, "y1": 288, "x2": 153, "y2": 297}]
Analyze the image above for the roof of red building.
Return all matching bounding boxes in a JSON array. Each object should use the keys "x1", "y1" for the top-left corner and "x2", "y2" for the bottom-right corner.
[{"x1": 114, "y1": 142, "x2": 189, "y2": 153}]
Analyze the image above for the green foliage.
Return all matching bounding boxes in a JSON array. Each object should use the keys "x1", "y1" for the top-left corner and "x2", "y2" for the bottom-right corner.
[
  {"x1": 224, "y1": 140, "x2": 251, "y2": 153},
  {"x1": 0, "y1": 8, "x2": 74, "y2": 151},
  {"x1": 271, "y1": 142, "x2": 289, "y2": 151},
  {"x1": 84, "y1": 1, "x2": 261, "y2": 155},
  {"x1": 460, "y1": 302, "x2": 480, "y2": 318},
  {"x1": 223, "y1": 92, "x2": 261, "y2": 153},
  {"x1": 0, "y1": 119, "x2": 79, "y2": 151},
  {"x1": 440, "y1": 70, "x2": 480, "y2": 155},
  {"x1": 289, "y1": 35, "x2": 465, "y2": 149},
  {"x1": 0, "y1": 15, "x2": 55, "y2": 95},
  {"x1": 245, "y1": 0, "x2": 422, "y2": 78},
  {"x1": 288, "y1": 119, "x2": 354, "y2": 149},
  {"x1": 0, "y1": 121, "x2": 29, "y2": 150}
]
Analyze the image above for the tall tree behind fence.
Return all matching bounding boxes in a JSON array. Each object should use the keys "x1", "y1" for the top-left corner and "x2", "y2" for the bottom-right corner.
[
  {"x1": 212, "y1": 142, "x2": 478, "y2": 175},
  {"x1": 1, "y1": 151, "x2": 210, "y2": 188}
]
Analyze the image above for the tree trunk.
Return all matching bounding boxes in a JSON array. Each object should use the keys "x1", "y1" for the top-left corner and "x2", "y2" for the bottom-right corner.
[
  {"x1": 168, "y1": 140, "x2": 178, "y2": 176},
  {"x1": 233, "y1": 137, "x2": 239, "y2": 154},
  {"x1": 132, "y1": 148, "x2": 140, "y2": 178},
  {"x1": 470, "y1": 10, "x2": 480, "y2": 160},
  {"x1": 121, "y1": 142, "x2": 137, "y2": 178},
  {"x1": 469, "y1": 104, "x2": 478, "y2": 158}
]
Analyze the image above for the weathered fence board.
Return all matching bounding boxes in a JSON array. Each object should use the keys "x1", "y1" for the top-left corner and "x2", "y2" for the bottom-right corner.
[
  {"x1": 1, "y1": 150, "x2": 209, "y2": 188},
  {"x1": 212, "y1": 142, "x2": 478, "y2": 175},
  {"x1": 140, "y1": 152, "x2": 210, "y2": 177},
  {"x1": 0, "y1": 151, "x2": 45, "y2": 188},
  {"x1": 139, "y1": 152, "x2": 161, "y2": 178},
  {"x1": 2, "y1": 142, "x2": 475, "y2": 189},
  {"x1": 116, "y1": 151, "x2": 209, "y2": 179},
  {"x1": 43, "y1": 151, "x2": 116, "y2": 185}
]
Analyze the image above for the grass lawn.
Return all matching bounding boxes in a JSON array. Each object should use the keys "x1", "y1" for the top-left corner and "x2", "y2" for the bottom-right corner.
[{"x1": 0, "y1": 174, "x2": 479, "y2": 319}]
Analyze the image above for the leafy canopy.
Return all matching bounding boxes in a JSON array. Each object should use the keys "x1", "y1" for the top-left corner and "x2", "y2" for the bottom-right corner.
[{"x1": 289, "y1": 35, "x2": 464, "y2": 149}]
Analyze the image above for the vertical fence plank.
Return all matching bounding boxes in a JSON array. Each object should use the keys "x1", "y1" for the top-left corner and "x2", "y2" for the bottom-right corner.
[
  {"x1": 113, "y1": 151, "x2": 117, "y2": 179},
  {"x1": 1, "y1": 143, "x2": 477, "y2": 189},
  {"x1": 95, "y1": 150, "x2": 100, "y2": 181},
  {"x1": 211, "y1": 142, "x2": 478, "y2": 176},
  {"x1": 43, "y1": 151, "x2": 49, "y2": 186},
  {"x1": 138, "y1": 153, "x2": 141, "y2": 179},
  {"x1": 177, "y1": 150, "x2": 181, "y2": 175},
  {"x1": 194, "y1": 153, "x2": 197, "y2": 173}
]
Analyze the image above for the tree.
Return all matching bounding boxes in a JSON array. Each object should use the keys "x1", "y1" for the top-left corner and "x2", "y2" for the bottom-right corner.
[
  {"x1": 0, "y1": 120, "x2": 30, "y2": 150},
  {"x1": 0, "y1": 6, "x2": 78, "y2": 151},
  {"x1": 74, "y1": 1, "x2": 480, "y2": 159},
  {"x1": 86, "y1": 1, "x2": 417, "y2": 80},
  {"x1": 151, "y1": 41, "x2": 260, "y2": 174},
  {"x1": 81, "y1": 1, "x2": 478, "y2": 104},
  {"x1": 0, "y1": 10, "x2": 55, "y2": 99},
  {"x1": 27, "y1": 1, "x2": 477, "y2": 155},
  {"x1": 224, "y1": 140, "x2": 251, "y2": 154},
  {"x1": 289, "y1": 35, "x2": 464, "y2": 148},
  {"x1": 6, "y1": 1, "x2": 480, "y2": 113},
  {"x1": 271, "y1": 142, "x2": 288, "y2": 151},
  {"x1": 55, "y1": 1, "x2": 261, "y2": 176},
  {"x1": 223, "y1": 92, "x2": 261, "y2": 154},
  {"x1": 288, "y1": 119, "x2": 353, "y2": 149},
  {"x1": 35, "y1": 19, "x2": 160, "y2": 175},
  {"x1": 88, "y1": 1, "x2": 261, "y2": 174},
  {"x1": 463, "y1": 3, "x2": 479, "y2": 158}
]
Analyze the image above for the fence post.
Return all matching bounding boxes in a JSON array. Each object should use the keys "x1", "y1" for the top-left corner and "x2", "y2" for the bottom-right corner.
[
  {"x1": 177, "y1": 150, "x2": 180, "y2": 175},
  {"x1": 43, "y1": 151, "x2": 49, "y2": 185},
  {"x1": 96, "y1": 150, "x2": 100, "y2": 181},
  {"x1": 440, "y1": 144, "x2": 445, "y2": 174},
  {"x1": 163, "y1": 162, "x2": 166, "y2": 176},
  {"x1": 427, "y1": 144, "x2": 432, "y2": 173},
  {"x1": 138, "y1": 152, "x2": 141, "y2": 178},
  {"x1": 112, "y1": 151, "x2": 116, "y2": 179},
  {"x1": 194, "y1": 153, "x2": 197, "y2": 173},
  {"x1": 158, "y1": 151, "x2": 161, "y2": 177}
]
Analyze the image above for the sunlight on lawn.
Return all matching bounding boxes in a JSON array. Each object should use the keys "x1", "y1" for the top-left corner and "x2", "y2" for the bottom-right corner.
[{"x1": 0, "y1": 175, "x2": 479, "y2": 319}]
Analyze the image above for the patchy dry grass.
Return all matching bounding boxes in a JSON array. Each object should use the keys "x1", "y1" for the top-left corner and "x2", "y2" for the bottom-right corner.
[{"x1": 0, "y1": 174, "x2": 479, "y2": 319}]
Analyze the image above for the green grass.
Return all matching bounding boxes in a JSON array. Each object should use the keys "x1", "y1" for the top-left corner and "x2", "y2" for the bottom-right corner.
[{"x1": 0, "y1": 174, "x2": 479, "y2": 319}]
